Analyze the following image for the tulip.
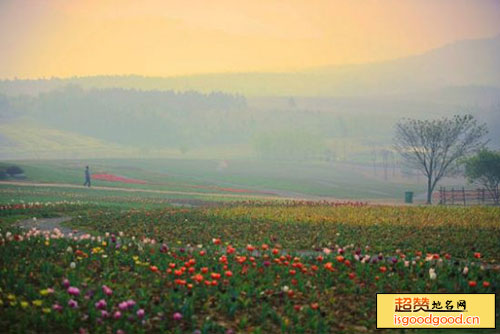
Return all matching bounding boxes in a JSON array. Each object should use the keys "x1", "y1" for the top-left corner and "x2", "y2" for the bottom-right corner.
[
  {"x1": 67, "y1": 287, "x2": 80, "y2": 296},
  {"x1": 68, "y1": 299, "x2": 78, "y2": 308},
  {"x1": 173, "y1": 312, "x2": 183, "y2": 321},
  {"x1": 95, "y1": 299, "x2": 107, "y2": 310},
  {"x1": 137, "y1": 309, "x2": 145, "y2": 318},
  {"x1": 102, "y1": 285, "x2": 113, "y2": 296},
  {"x1": 113, "y1": 311, "x2": 122, "y2": 319}
]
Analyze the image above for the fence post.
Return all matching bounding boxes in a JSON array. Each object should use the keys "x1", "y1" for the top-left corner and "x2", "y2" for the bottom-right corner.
[
  {"x1": 482, "y1": 188, "x2": 485, "y2": 204},
  {"x1": 443, "y1": 187, "x2": 446, "y2": 205},
  {"x1": 451, "y1": 188, "x2": 455, "y2": 205},
  {"x1": 462, "y1": 187, "x2": 466, "y2": 206}
]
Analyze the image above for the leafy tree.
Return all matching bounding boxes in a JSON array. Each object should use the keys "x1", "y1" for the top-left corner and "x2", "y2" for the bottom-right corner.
[
  {"x1": 394, "y1": 114, "x2": 487, "y2": 204},
  {"x1": 465, "y1": 149, "x2": 500, "y2": 205}
]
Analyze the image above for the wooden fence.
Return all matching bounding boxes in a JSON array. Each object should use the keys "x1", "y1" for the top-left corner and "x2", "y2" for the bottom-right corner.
[{"x1": 437, "y1": 187, "x2": 497, "y2": 206}]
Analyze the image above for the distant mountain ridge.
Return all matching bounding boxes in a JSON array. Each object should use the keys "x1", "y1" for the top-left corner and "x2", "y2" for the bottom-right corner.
[{"x1": 0, "y1": 35, "x2": 499, "y2": 97}]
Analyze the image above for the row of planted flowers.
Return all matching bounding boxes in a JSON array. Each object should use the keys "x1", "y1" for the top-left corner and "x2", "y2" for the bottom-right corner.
[{"x1": 0, "y1": 227, "x2": 497, "y2": 334}]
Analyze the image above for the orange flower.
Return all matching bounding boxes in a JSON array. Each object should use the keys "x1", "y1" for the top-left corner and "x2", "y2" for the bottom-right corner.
[
  {"x1": 336, "y1": 255, "x2": 345, "y2": 263},
  {"x1": 193, "y1": 274, "x2": 203, "y2": 283},
  {"x1": 324, "y1": 262, "x2": 334, "y2": 271},
  {"x1": 261, "y1": 244, "x2": 269, "y2": 250},
  {"x1": 310, "y1": 303, "x2": 319, "y2": 310},
  {"x1": 379, "y1": 266, "x2": 387, "y2": 273},
  {"x1": 211, "y1": 272, "x2": 221, "y2": 280}
]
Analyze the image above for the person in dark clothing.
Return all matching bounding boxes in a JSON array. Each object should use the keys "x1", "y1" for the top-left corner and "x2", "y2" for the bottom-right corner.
[{"x1": 84, "y1": 166, "x2": 91, "y2": 187}]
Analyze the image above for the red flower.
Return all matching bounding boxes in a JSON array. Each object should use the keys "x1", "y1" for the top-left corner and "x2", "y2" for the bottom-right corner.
[
  {"x1": 348, "y1": 272, "x2": 356, "y2": 280},
  {"x1": 336, "y1": 255, "x2": 345, "y2": 263},
  {"x1": 482, "y1": 281, "x2": 490, "y2": 288},
  {"x1": 474, "y1": 252, "x2": 481, "y2": 259},
  {"x1": 310, "y1": 303, "x2": 319, "y2": 310},
  {"x1": 150, "y1": 265, "x2": 159, "y2": 273},
  {"x1": 468, "y1": 280, "x2": 477, "y2": 287},
  {"x1": 379, "y1": 266, "x2": 387, "y2": 273},
  {"x1": 225, "y1": 270, "x2": 233, "y2": 277}
]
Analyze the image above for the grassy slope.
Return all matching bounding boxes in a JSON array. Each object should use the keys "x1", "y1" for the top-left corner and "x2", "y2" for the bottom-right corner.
[{"x1": 0, "y1": 159, "x2": 426, "y2": 201}]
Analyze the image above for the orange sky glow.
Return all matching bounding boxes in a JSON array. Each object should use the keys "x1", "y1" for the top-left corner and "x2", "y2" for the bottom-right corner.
[{"x1": 1, "y1": 0, "x2": 499, "y2": 79}]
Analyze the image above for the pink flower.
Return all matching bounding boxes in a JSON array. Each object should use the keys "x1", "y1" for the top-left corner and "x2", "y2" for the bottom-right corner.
[
  {"x1": 126, "y1": 300, "x2": 136, "y2": 308},
  {"x1": 101, "y1": 310, "x2": 109, "y2": 318},
  {"x1": 113, "y1": 311, "x2": 122, "y2": 319},
  {"x1": 102, "y1": 285, "x2": 113, "y2": 296},
  {"x1": 62, "y1": 279, "x2": 70, "y2": 288},
  {"x1": 116, "y1": 330, "x2": 125, "y2": 334},
  {"x1": 95, "y1": 299, "x2": 107, "y2": 310},
  {"x1": 68, "y1": 299, "x2": 78, "y2": 308},
  {"x1": 52, "y1": 303, "x2": 63, "y2": 312},
  {"x1": 118, "y1": 301, "x2": 129, "y2": 311},
  {"x1": 136, "y1": 309, "x2": 145, "y2": 318},
  {"x1": 67, "y1": 287, "x2": 80, "y2": 296},
  {"x1": 173, "y1": 312, "x2": 183, "y2": 321}
]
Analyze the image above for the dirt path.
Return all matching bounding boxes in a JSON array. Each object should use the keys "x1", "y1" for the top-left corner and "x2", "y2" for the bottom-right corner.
[{"x1": 15, "y1": 216, "x2": 85, "y2": 237}]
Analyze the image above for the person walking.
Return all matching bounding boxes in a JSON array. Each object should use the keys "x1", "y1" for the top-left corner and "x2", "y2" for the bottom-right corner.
[{"x1": 84, "y1": 166, "x2": 91, "y2": 187}]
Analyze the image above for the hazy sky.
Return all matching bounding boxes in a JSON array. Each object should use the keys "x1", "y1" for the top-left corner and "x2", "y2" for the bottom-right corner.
[{"x1": 1, "y1": 0, "x2": 500, "y2": 79}]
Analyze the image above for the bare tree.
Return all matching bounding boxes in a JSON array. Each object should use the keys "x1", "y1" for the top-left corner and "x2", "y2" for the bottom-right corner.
[{"x1": 394, "y1": 114, "x2": 488, "y2": 204}]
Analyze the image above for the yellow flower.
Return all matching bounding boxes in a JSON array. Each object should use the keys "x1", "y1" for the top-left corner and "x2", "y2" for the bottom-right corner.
[
  {"x1": 102, "y1": 241, "x2": 107, "y2": 246},
  {"x1": 32, "y1": 300, "x2": 43, "y2": 307},
  {"x1": 132, "y1": 256, "x2": 139, "y2": 261},
  {"x1": 7, "y1": 294, "x2": 16, "y2": 300},
  {"x1": 40, "y1": 289, "x2": 49, "y2": 296},
  {"x1": 21, "y1": 301, "x2": 29, "y2": 308},
  {"x1": 45, "y1": 241, "x2": 50, "y2": 246},
  {"x1": 42, "y1": 307, "x2": 51, "y2": 314},
  {"x1": 10, "y1": 301, "x2": 17, "y2": 306},
  {"x1": 92, "y1": 247, "x2": 103, "y2": 254}
]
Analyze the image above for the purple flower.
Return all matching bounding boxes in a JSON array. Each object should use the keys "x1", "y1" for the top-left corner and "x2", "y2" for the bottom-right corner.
[
  {"x1": 173, "y1": 312, "x2": 183, "y2": 321},
  {"x1": 113, "y1": 311, "x2": 122, "y2": 319},
  {"x1": 68, "y1": 299, "x2": 78, "y2": 308},
  {"x1": 62, "y1": 278, "x2": 70, "y2": 288},
  {"x1": 95, "y1": 299, "x2": 107, "y2": 310},
  {"x1": 160, "y1": 244, "x2": 168, "y2": 253},
  {"x1": 101, "y1": 310, "x2": 110, "y2": 318},
  {"x1": 263, "y1": 261, "x2": 271, "y2": 267},
  {"x1": 67, "y1": 287, "x2": 80, "y2": 296},
  {"x1": 126, "y1": 300, "x2": 136, "y2": 308},
  {"x1": 136, "y1": 309, "x2": 145, "y2": 318}
]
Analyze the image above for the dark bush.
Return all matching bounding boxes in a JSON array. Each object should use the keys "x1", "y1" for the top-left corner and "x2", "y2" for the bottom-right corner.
[
  {"x1": 6, "y1": 165, "x2": 24, "y2": 176},
  {"x1": 0, "y1": 170, "x2": 7, "y2": 180}
]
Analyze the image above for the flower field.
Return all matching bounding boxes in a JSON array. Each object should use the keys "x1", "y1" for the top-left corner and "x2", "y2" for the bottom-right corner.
[{"x1": 0, "y1": 202, "x2": 499, "y2": 333}]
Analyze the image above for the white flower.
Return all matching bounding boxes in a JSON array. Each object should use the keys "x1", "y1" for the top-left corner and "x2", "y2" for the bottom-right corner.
[
  {"x1": 282, "y1": 285, "x2": 289, "y2": 292},
  {"x1": 429, "y1": 268, "x2": 437, "y2": 280},
  {"x1": 323, "y1": 248, "x2": 331, "y2": 255},
  {"x1": 462, "y1": 266, "x2": 469, "y2": 275},
  {"x1": 70, "y1": 262, "x2": 76, "y2": 269}
]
